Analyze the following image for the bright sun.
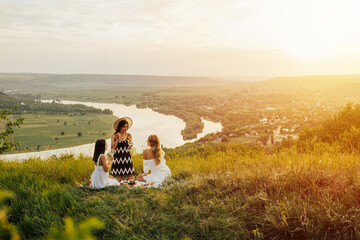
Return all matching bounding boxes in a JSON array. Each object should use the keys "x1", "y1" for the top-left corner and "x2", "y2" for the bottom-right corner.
[
  {"x1": 279, "y1": 0, "x2": 360, "y2": 61},
  {"x1": 282, "y1": 31, "x2": 332, "y2": 61}
]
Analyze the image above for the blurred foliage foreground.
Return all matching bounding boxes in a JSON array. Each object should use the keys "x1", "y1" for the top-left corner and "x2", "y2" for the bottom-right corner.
[{"x1": 2, "y1": 104, "x2": 360, "y2": 239}]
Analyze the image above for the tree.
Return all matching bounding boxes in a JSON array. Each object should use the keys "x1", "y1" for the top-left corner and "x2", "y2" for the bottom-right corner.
[
  {"x1": 77, "y1": 132, "x2": 82, "y2": 137},
  {"x1": 61, "y1": 131, "x2": 65, "y2": 135},
  {"x1": 221, "y1": 135, "x2": 230, "y2": 142},
  {"x1": 0, "y1": 106, "x2": 24, "y2": 154},
  {"x1": 102, "y1": 109, "x2": 113, "y2": 114}
]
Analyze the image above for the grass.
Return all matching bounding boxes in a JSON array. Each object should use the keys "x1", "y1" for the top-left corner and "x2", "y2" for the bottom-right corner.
[
  {"x1": 230, "y1": 136, "x2": 258, "y2": 144},
  {"x1": 1, "y1": 143, "x2": 360, "y2": 239},
  {"x1": 27, "y1": 86, "x2": 168, "y2": 103},
  {"x1": 1, "y1": 113, "x2": 117, "y2": 153}
]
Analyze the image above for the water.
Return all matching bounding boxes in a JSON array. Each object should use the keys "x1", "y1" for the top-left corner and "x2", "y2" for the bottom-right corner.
[{"x1": 1, "y1": 100, "x2": 222, "y2": 161}]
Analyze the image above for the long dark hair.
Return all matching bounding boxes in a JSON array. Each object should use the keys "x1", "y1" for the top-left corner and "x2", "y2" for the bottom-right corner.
[
  {"x1": 93, "y1": 139, "x2": 106, "y2": 163},
  {"x1": 115, "y1": 120, "x2": 128, "y2": 133}
]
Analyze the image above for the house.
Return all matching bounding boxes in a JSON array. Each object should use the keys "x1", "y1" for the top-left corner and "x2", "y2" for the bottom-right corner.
[{"x1": 260, "y1": 118, "x2": 268, "y2": 123}]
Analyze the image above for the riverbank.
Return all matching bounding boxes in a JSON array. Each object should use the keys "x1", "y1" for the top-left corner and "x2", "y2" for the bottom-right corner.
[
  {"x1": 1, "y1": 100, "x2": 222, "y2": 160},
  {"x1": 21, "y1": 85, "x2": 229, "y2": 140},
  {"x1": 1, "y1": 143, "x2": 359, "y2": 239}
]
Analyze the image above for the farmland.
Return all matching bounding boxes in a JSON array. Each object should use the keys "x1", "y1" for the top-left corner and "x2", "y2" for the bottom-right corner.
[{"x1": 2, "y1": 113, "x2": 117, "y2": 152}]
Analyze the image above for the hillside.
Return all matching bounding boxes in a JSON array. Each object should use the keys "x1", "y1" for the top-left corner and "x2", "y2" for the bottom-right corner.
[
  {"x1": 0, "y1": 73, "x2": 218, "y2": 91},
  {"x1": 0, "y1": 91, "x2": 19, "y2": 107},
  {"x1": 3, "y1": 104, "x2": 360, "y2": 239},
  {"x1": 1, "y1": 143, "x2": 360, "y2": 239},
  {"x1": 262, "y1": 75, "x2": 360, "y2": 90}
]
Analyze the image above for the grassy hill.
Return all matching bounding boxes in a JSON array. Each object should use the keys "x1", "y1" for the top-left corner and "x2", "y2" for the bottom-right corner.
[
  {"x1": 1, "y1": 143, "x2": 360, "y2": 239},
  {"x1": 0, "y1": 73, "x2": 218, "y2": 91}
]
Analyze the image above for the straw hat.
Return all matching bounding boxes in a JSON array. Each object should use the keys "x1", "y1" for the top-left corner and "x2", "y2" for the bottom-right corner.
[{"x1": 113, "y1": 117, "x2": 133, "y2": 130}]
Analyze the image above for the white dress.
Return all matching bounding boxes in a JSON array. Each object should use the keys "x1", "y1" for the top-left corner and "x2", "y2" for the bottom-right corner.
[
  {"x1": 91, "y1": 154, "x2": 120, "y2": 189},
  {"x1": 143, "y1": 153, "x2": 171, "y2": 185}
]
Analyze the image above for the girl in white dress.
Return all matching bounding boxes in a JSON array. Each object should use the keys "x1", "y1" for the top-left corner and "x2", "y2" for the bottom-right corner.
[
  {"x1": 137, "y1": 135, "x2": 171, "y2": 185},
  {"x1": 91, "y1": 139, "x2": 120, "y2": 189}
]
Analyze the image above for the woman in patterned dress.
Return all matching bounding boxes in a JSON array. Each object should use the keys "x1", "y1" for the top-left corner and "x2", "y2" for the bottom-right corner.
[{"x1": 110, "y1": 117, "x2": 134, "y2": 181}]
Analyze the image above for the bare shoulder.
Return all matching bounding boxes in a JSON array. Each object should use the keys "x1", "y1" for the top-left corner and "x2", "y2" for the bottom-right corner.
[
  {"x1": 99, "y1": 154, "x2": 107, "y2": 165},
  {"x1": 143, "y1": 148, "x2": 151, "y2": 154},
  {"x1": 143, "y1": 149, "x2": 151, "y2": 159},
  {"x1": 127, "y1": 133, "x2": 132, "y2": 139}
]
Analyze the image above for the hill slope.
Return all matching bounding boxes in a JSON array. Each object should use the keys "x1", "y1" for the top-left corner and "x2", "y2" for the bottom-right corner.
[
  {"x1": 0, "y1": 73, "x2": 217, "y2": 91},
  {"x1": 1, "y1": 143, "x2": 360, "y2": 239},
  {"x1": 262, "y1": 75, "x2": 360, "y2": 90}
]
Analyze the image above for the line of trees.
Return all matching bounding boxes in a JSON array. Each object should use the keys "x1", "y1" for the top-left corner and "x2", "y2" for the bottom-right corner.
[{"x1": 0, "y1": 92, "x2": 113, "y2": 115}]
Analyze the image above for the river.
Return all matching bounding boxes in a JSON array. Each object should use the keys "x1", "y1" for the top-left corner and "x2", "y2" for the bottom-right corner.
[{"x1": 0, "y1": 100, "x2": 222, "y2": 161}]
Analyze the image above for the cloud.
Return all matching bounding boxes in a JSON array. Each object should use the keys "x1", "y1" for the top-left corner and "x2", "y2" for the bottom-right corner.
[{"x1": 0, "y1": 0, "x2": 359, "y2": 75}]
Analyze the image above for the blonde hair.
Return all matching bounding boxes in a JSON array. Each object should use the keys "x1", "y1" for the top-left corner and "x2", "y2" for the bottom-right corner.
[{"x1": 148, "y1": 135, "x2": 162, "y2": 165}]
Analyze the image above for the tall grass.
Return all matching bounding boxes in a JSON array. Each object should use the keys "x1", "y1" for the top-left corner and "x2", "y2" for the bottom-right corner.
[{"x1": 1, "y1": 143, "x2": 360, "y2": 239}]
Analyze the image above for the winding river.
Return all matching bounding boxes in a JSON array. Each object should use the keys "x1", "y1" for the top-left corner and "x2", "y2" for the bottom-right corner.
[{"x1": 0, "y1": 100, "x2": 222, "y2": 161}]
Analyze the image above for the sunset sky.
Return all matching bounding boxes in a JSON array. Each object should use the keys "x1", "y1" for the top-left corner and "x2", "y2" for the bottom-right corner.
[{"x1": 1, "y1": 0, "x2": 359, "y2": 77}]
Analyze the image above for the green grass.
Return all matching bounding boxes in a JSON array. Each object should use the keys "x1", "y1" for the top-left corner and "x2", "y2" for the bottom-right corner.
[
  {"x1": 2, "y1": 113, "x2": 117, "y2": 152},
  {"x1": 230, "y1": 136, "x2": 258, "y2": 144},
  {"x1": 154, "y1": 85, "x2": 236, "y2": 97},
  {"x1": 1, "y1": 143, "x2": 360, "y2": 239},
  {"x1": 28, "y1": 86, "x2": 169, "y2": 103}
]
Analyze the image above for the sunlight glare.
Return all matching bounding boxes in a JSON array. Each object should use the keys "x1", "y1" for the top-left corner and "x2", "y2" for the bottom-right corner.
[{"x1": 281, "y1": 0, "x2": 360, "y2": 61}]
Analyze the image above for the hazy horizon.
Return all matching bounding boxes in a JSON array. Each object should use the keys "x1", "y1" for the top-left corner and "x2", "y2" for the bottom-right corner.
[{"x1": 1, "y1": 0, "x2": 360, "y2": 77}]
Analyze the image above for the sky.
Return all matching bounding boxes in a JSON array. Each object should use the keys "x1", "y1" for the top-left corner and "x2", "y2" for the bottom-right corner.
[{"x1": 0, "y1": 0, "x2": 360, "y2": 77}]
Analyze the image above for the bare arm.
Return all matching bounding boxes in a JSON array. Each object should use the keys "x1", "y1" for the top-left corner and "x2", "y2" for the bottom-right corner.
[
  {"x1": 111, "y1": 134, "x2": 119, "y2": 150},
  {"x1": 142, "y1": 150, "x2": 149, "y2": 175},
  {"x1": 143, "y1": 149, "x2": 147, "y2": 160},
  {"x1": 101, "y1": 154, "x2": 113, "y2": 172},
  {"x1": 128, "y1": 133, "x2": 133, "y2": 149}
]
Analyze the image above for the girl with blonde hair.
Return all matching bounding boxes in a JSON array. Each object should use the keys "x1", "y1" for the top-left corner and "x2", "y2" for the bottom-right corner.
[{"x1": 137, "y1": 135, "x2": 171, "y2": 185}]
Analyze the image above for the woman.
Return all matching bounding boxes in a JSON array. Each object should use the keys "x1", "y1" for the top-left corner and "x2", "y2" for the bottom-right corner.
[
  {"x1": 137, "y1": 135, "x2": 171, "y2": 185},
  {"x1": 110, "y1": 117, "x2": 134, "y2": 181},
  {"x1": 91, "y1": 139, "x2": 120, "y2": 189}
]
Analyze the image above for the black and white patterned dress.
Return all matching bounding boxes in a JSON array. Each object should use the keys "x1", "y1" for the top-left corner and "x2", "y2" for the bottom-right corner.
[{"x1": 110, "y1": 135, "x2": 134, "y2": 176}]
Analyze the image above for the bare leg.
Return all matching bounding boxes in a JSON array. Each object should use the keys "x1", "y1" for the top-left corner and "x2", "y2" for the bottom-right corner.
[
  {"x1": 117, "y1": 176, "x2": 124, "y2": 182},
  {"x1": 136, "y1": 174, "x2": 146, "y2": 182},
  {"x1": 128, "y1": 174, "x2": 134, "y2": 181}
]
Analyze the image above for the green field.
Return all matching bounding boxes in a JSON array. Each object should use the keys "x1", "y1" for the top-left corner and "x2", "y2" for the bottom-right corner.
[
  {"x1": 28, "y1": 86, "x2": 170, "y2": 103},
  {"x1": 2, "y1": 113, "x2": 117, "y2": 152},
  {"x1": 21, "y1": 84, "x2": 238, "y2": 103},
  {"x1": 230, "y1": 136, "x2": 259, "y2": 144}
]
